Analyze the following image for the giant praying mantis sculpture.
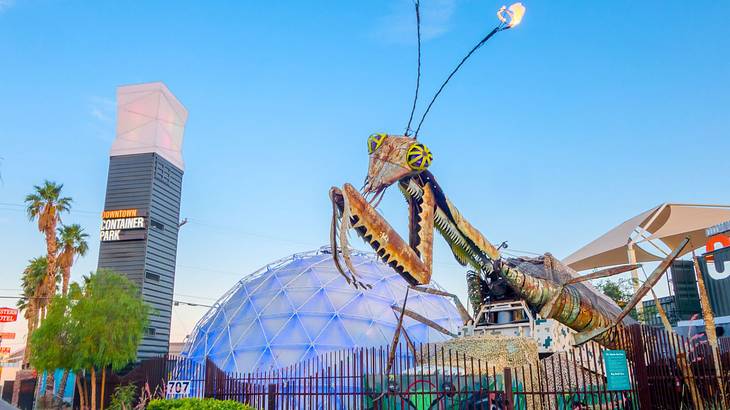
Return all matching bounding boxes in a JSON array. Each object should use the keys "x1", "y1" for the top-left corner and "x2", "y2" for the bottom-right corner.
[{"x1": 328, "y1": 3, "x2": 685, "y2": 348}]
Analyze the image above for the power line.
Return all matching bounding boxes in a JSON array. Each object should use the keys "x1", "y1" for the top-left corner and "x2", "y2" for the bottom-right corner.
[{"x1": 0, "y1": 202, "x2": 99, "y2": 215}]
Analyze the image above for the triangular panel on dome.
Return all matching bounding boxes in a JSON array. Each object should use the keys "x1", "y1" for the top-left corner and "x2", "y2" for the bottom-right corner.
[
  {"x1": 314, "y1": 317, "x2": 354, "y2": 347},
  {"x1": 324, "y1": 289, "x2": 357, "y2": 312},
  {"x1": 362, "y1": 295, "x2": 393, "y2": 320},
  {"x1": 284, "y1": 289, "x2": 316, "y2": 310},
  {"x1": 220, "y1": 294, "x2": 250, "y2": 320},
  {"x1": 309, "y1": 266, "x2": 338, "y2": 287},
  {"x1": 232, "y1": 319, "x2": 268, "y2": 349},
  {"x1": 298, "y1": 315, "x2": 333, "y2": 340},
  {"x1": 232, "y1": 350, "x2": 267, "y2": 373},
  {"x1": 344, "y1": 318, "x2": 381, "y2": 346},
  {"x1": 299, "y1": 289, "x2": 336, "y2": 314},
  {"x1": 270, "y1": 346, "x2": 308, "y2": 369},
  {"x1": 298, "y1": 346, "x2": 318, "y2": 363},
  {"x1": 270, "y1": 315, "x2": 312, "y2": 346},
  {"x1": 206, "y1": 348, "x2": 235, "y2": 372},
  {"x1": 204, "y1": 310, "x2": 230, "y2": 336},
  {"x1": 256, "y1": 348, "x2": 277, "y2": 372},
  {"x1": 258, "y1": 316, "x2": 290, "y2": 342},
  {"x1": 207, "y1": 325, "x2": 235, "y2": 354},
  {"x1": 227, "y1": 319, "x2": 259, "y2": 347},
  {"x1": 247, "y1": 273, "x2": 283, "y2": 296},
  {"x1": 368, "y1": 277, "x2": 398, "y2": 302},
  {"x1": 184, "y1": 335, "x2": 207, "y2": 360},
  {"x1": 403, "y1": 323, "x2": 428, "y2": 344},
  {"x1": 426, "y1": 324, "x2": 451, "y2": 342},
  {"x1": 257, "y1": 291, "x2": 295, "y2": 316},
  {"x1": 338, "y1": 293, "x2": 373, "y2": 320},
  {"x1": 230, "y1": 299, "x2": 258, "y2": 324},
  {"x1": 281, "y1": 268, "x2": 323, "y2": 290}
]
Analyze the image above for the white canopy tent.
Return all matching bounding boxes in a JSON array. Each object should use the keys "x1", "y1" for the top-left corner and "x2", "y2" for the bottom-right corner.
[
  {"x1": 563, "y1": 203, "x2": 730, "y2": 315},
  {"x1": 563, "y1": 203, "x2": 730, "y2": 271}
]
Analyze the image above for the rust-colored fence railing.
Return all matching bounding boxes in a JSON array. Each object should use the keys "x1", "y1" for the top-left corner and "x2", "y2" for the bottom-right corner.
[
  {"x1": 73, "y1": 354, "x2": 207, "y2": 409},
  {"x1": 510, "y1": 340, "x2": 637, "y2": 409},
  {"x1": 90, "y1": 323, "x2": 730, "y2": 409},
  {"x1": 635, "y1": 324, "x2": 730, "y2": 409},
  {"x1": 205, "y1": 343, "x2": 508, "y2": 409}
]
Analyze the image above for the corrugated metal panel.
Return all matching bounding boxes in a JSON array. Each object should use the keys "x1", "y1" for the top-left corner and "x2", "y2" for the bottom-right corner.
[
  {"x1": 698, "y1": 247, "x2": 730, "y2": 317},
  {"x1": 670, "y1": 260, "x2": 702, "y2": 320},
  {"x1": 97, "y1": 153, "x2": 183, "y2": 360}
]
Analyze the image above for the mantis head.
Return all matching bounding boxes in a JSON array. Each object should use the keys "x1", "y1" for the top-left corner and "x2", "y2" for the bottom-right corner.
[{"x1": 362, "y1": 133, "x2": 433, "y2": 205}]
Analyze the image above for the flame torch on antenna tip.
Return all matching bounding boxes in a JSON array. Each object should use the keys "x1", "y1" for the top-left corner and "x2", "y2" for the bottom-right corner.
[{"x1": 498, "y1": 3, "x2": 526, "y2": 29}]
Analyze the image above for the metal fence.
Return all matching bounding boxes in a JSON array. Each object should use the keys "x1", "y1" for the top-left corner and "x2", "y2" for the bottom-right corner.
[
  {"x1": 206, "y1": 343, "x2": 512, "y2": 409},
  {"x1": 637, "y1": 324, "x2": 729, "y2": 409},
  {"x1": 98, "y1": 324, "x2": 730, "y2": 409},
  {"x1": 202, "y1": 339, "x2": 644, "y2": 409},
  {"x1": 72, "y1": 354, "x2": 207, "y2": 409}
]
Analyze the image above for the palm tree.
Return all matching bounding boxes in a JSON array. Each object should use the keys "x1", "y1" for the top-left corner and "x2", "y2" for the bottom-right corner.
[
  {"x1": 57, "y1": 224, "x2": 89, "y2": 296},
  {"x1": 18, "y1": 257, "x2": 49, "y2": 365},
  {"x1": 25, "y1": 180, "x2": 72, "y2": 300}
]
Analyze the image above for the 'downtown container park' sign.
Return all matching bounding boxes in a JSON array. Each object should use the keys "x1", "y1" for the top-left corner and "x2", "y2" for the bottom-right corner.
[{"x1": 100, "y1": 209, "x2": 148, "y2": 242}]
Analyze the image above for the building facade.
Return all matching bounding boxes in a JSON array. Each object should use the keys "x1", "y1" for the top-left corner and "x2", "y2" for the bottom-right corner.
[{"x1": 97, "y1": 82, "x2": 188, "y2": 359}]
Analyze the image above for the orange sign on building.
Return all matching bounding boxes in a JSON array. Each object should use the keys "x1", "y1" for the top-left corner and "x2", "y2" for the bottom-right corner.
[{"x1": 0, "y1": 308, "x2": 18, "y2": 323}]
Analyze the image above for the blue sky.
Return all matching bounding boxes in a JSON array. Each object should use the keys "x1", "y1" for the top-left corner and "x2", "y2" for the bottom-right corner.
[{"x1": 1, "y1": 1, "x2": 728, "y2": 343}]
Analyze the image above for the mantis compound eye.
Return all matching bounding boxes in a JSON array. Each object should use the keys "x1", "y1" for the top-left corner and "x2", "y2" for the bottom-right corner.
[
  {"x1": 407, "y1": 143, "x2": 433, "y2": 171},
  {"x1": 367, "y1": 133, "x2": 387, "y2": 154}
]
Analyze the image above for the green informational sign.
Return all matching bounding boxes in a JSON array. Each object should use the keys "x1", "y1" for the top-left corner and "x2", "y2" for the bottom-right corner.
[{"x1": 603, "y1": 350, "x2": 631, "y2": 391}]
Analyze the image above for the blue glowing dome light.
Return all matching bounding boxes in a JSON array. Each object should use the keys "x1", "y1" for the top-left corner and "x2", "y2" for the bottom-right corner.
[{"x1": 183, "y1": 247, "x2": 462, "y2": 373}]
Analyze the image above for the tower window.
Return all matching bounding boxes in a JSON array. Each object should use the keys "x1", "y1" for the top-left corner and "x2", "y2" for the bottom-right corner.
[{"x1": 145, "y1": 271, "x2": 161, "y2": 282}]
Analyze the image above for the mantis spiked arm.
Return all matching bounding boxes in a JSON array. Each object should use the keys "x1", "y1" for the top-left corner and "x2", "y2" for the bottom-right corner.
[{"x1": 330, "y1": 171, "x2": 653, "y2": 347}]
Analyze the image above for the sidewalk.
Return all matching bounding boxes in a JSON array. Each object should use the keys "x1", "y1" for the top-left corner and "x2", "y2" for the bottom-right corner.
[{"x1": 0, "y1": 400, "x2": 18, "y2": 410}]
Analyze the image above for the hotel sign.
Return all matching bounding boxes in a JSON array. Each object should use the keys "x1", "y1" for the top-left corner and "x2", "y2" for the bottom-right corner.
[
  {"x1": 0, "y1": 308, "x2": 17, "y2": 323},
  {"x1": 100, "y1": 209, "x2": 148, "y2": 242}
]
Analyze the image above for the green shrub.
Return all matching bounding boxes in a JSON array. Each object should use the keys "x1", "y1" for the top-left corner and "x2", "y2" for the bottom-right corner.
[
  {"x1": 147, "y1": 398, "x2": 254, "y2": 410},
  {"x1": 109, "y1": 384, "x2": 137, "y2": 410}
]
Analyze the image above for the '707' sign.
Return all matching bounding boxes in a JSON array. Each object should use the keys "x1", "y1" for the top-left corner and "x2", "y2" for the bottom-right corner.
[{"x1": 166, "y1": 380, "x2": 191, "y2": 398}]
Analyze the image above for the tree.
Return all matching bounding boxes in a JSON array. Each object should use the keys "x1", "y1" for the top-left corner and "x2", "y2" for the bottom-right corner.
[
  {"x1": 28, "y1": 294, "x2": 77, "y2": 408},
  {"x1": 596, "y1": 279, "x2": 632, "y2": 308},
  {"x1": 596, "y1": 278, "x2": 639, "y2": 320},
  {"x1": 18, "y1": 256, "x2": 49, "y2": 365},
  {"x1": 25, "y1": 181, "x2": 72, "y2": 399},
  {"x1": 30, "y1": 270, "x2": 150, "y2": 410},
  {"x1": 57, "y1": 224, "x2": 89, "y2": 296},
  {"x1": 24, "y1": 181, "x2": 71, "y2": 300}
]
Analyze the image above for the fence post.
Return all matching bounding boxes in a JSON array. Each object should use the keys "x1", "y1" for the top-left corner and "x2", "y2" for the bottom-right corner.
[
  {"x1": 203, "y1": 356, "x2": 212, "y2": 399},
  {"x1": 267, "y1": 383, "x2": 278, "y2": 409},
  {"x1": 629, "y1": 325, "x2": 652, "y2": 409},
  {"x1": 503, "y1": 368, "x2": 514, "y2": 410}
]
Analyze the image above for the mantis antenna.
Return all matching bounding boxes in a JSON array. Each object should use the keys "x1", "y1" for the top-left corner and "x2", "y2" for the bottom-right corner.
[
  {"x1": 404, "y1": 0, "x2": 421, "y2": 137},
  {"x1": 414, "y1": 3, "x2": 524, "y2": 138}
]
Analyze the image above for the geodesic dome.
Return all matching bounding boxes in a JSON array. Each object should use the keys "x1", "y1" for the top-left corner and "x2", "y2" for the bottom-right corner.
[{"x1": 182, "y1": 247, "x2": 462, "y2": 373}]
